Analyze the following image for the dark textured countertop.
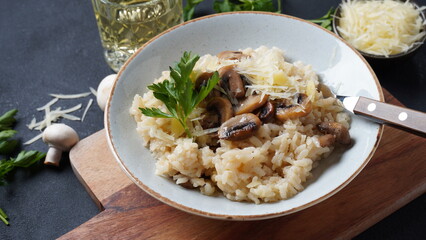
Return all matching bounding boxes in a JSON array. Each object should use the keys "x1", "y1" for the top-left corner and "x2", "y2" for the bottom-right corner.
[{"x1": 1, "y1": 0, "x2": 425, "y2": 239}]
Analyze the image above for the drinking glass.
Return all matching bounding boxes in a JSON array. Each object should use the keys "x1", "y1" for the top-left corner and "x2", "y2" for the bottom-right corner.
[{"x1": 91, "y1": 0, "x2": 183, "y2": 72}]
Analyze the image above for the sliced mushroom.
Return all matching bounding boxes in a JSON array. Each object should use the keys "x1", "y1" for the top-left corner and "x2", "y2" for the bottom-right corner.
[
  {"x1": 178, "y1": 180, "x2": 196, "y2": 189},
  {"x1": 218, "y1": 113, "x2": 261, "y2": 141},
  {"x1": 195, "y1": 72, "x2": 214, "y2": 89},
  {"x1": 207, "y1": 96, "x2": 234, "y2": 123},
  {"x1": 218, "y1": 65, "x2": 245, "y2": 99},
  {"x1": 217, "y1": 51, "x2": 246, "y2": 60},
  {"x1": 195, "y1": 72, "x2": 220, "y2": 98},
  {"x1": 317, "y1": 122, "x2": 351, "y2": 145},
  {"x1": 199, "y1": 111, "x2": 220, "y2": 129},
  {"x1": 317, "y1": 83, "x2": 334, "y2": 98},
  {"x1": 235, "y1": 94, "x2": 268, "y2": 115},
  {"x1": 318, "y1": 134, "x2": 336, "y2": 147},
  {"x1": 275, "y1": 93, "x2": 312, "y2": 121},
  {"x1": 257, "y1": 101, "x2": 275, "y2": 122}
]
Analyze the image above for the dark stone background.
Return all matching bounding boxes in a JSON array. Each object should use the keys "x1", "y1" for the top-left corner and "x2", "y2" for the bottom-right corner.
[{"x1": 0, "y1": 0, "x2": 424, "y2": 239}]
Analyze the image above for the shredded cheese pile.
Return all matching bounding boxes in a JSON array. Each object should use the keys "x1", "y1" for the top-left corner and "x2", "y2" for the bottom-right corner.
[
  {"x1": 24, "y1": 90, "x2": 96, "y2": 145},
  {"x1": 236, "y1": 46, "x2": 318, "y2": 100},
  {"x1": 337, "y1": 0, "x2": 426, "y2": 57}
]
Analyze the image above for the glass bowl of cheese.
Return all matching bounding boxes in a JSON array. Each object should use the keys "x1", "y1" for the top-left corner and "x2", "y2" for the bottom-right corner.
[{"x1": 333, "y1": 0, "x2": 426, "y2": 60}]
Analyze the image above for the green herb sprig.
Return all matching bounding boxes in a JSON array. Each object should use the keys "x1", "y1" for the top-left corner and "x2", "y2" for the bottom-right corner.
[
  {"x1": 214, "y1": 0, "x2": 280, "y2": 13},
  {"x1": 308, "y1": 7, "x2": 335, "y2": 31},
  {"x1": 0, "y1": 151, "x2": 47, "y2": 186},
  {"x1": 139, "y1": 52, "x2": 219, "y2": 138},
  {"x1": 183, "y1": 0, "x2": 205, "y2": 21},
  {"x1": 183, "y1": 0, "x2": 281, "y2": 21},
  {"x1": 0, "y1": 109, "x2": 46, "y2": 225},
  {"x1": 0, "y1": 208, "x2": 8, "y2": 225}
]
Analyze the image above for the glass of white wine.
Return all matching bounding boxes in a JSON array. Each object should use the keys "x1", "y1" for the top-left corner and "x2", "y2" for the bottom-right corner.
[{"x1": 91, "y1": 0, "x2": 183, "y2": 72}]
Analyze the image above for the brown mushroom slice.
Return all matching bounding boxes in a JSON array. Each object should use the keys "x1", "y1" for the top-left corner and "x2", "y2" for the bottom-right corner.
[
  {"x1": 195, "y1": 72, "x2": 214, "y2": 90},
  {"x1": 207, "y1": 96, "x2": 234, "y2": 123},
  {"x1": 257, "y1": 101, "x2": 275, "y2": 122},
  {"x1": 275, "y1": 93, "x2": 312, "y2": 121},
  {"x1": 199, "y1": 111, "x2": 220, "y2": 129},
  {"x1": 217, "y1": 51, "x2": 246, "y2": 60},
  {"x1": 317, "y1": 122, "x2": 351, "y2": 145},
  {"x1": 318, "y1": 134, "x2": 336, "y2": 147},
  {"x1": 178, "y1": 180, "x2": 196, "y2": 189},
  {"x1": 218, "y1": 113, "x2": 261, "y2": 141},
  {"x1": 235, "y1": 94, "x2": 268, "y2": 115},
  {"x1": 195, "y1": 72, "x2": 220, "y2": 98},
  {"x1": 317, "y1": 83, "x2": 334, "y2": 98},
  {"x1": 218, "y1": 65, "x2": 245, "y2": 99}
]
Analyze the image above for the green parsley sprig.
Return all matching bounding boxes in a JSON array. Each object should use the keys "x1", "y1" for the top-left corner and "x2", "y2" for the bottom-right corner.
[
  {"x1": 139, "y1": 52, "x2": 219, "y2": 138},
  {"x1": 183, "y1": 0, "x2": 281, "y2": 21},
  {"x1": 183, "y1": 0, "x2": 205, "y2": 21},
  {"x1": 0, "y1": 151, "x2": 47, "y2": 186},
  {"x1": 214, "y1": 0, "x2": 280, "y2": 13},
  {"x1": 0, "y1": 109, "x2": 46, "y2": 225},
  {"x1": 308, "y1": 7, "x2": 335, "y2": 31},
  {"x1": 0, "y1": 208, "x2": 8, "y2": 225}
]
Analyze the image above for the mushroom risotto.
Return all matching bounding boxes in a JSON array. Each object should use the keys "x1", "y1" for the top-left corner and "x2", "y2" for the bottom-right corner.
[{"x1": 130, "y1": 46, "x2": 351, "y2": 203}]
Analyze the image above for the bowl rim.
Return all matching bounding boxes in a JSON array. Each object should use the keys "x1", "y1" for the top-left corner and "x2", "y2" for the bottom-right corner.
[
  {"x1": 332, "y1": 0, "x2": 426, "y2": 59},
  {"x1": 105, "y1": 11, "x2": 385, "y2": 220}
]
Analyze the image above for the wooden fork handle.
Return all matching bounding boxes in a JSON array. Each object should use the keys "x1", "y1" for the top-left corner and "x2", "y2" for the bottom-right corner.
[{"x1": 354, "y1": 97, "x2": 426, "y2": 136}]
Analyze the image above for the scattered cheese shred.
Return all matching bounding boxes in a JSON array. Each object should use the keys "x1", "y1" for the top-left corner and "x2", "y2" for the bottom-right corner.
[
  {"x1": 193, "y1": 127, "x2": 220, "y2": 137},
  {"x1": 28, "y1": 104, "x2": 83, "y2": 135},
  {"x1": 62, "y1": 113, "x2": 81, "y2": 121},
  {"x1": 81, "y1": 99, "x2": 93, "y2": 122},
  {"x1": 89, "y1": 87, "x2": 97, "y2": 97},
  {"x1": 26, "y1": 89, "x2": 96, "y2": 145},
  {"x1": 49, "y1": 92, "x2": 91, "y2": 99},
  {"x1": 27, "y1": 117, "x2": 37, "y2": 130},
  {"x1": 36, "y1": 98, "x2": 59, "y2": 111},
  {"x1": 24, "y1": 133, "x2": 43, "y2": 145},
  {"x1": 338, "y1": 0, "x2": 426, "y2": 56}
]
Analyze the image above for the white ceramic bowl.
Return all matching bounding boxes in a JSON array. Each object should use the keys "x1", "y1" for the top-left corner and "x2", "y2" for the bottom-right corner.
[{"x1": 106, "y1": 12, "x2": 384, "y2": 220}]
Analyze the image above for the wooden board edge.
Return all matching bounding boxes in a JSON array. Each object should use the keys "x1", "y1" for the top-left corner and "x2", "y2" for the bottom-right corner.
[
  {"x1": 69, "y1": 160, "x2": 104, "y2": 211},
  {"x1": 342, "y1": 181, "x2": 426, "y2": 239}
]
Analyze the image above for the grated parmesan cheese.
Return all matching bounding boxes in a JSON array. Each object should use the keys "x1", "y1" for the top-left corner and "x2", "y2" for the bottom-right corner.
[
  {"x1": 337, "y1": 0, "x2": 426, "y2": 57},
  {"x1": 50, "y1": 92, "x2": 91, "y2": 99},
  {"x1": 25, "y1": 88, "x2": 97, "y2": 145},
  {"x1": 81, "y1": 99, "x2": 93, "y2": 122},
  {"x1": 23, "y1": 133, "x2": 43, "y2": 145},
  {"x1": 36, "y1": 98, "x2": 59, "y2": 111},
  {"x1": 89, "y1": 87, "x2": 98, "y2": 97}
]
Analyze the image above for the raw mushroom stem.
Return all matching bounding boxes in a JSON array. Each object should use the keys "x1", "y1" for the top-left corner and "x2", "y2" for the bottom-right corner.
[
  {"x1": 42, "y1": 123, "x2": 79, "y2": 167},
  {"x1": 44, "y1": 147, "x2": 62, "y2": 167}
]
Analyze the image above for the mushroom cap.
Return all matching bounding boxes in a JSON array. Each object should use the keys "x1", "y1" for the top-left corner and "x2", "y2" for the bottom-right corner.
[
  {"x1": 97, "y1": 74, "x2": 117, "y2": 111},
  {"x1": 218, "y1": 113, "x2": 261, "y2": 141},
  {"x1": 42, "y1": 123, "x2": 79, "y2": 151}
]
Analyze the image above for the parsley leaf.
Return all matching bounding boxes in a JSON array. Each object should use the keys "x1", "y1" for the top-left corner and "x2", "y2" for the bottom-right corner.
[
  {"x1": 0, "y1": 208, "x2": 8, "y2": 225},
  {"x1": 0, "y1": 109, "x2": 17, "y2": 131},
  {"x1": 184, "y1": 0, "x2": 281, "y2": 21},
  {"x1": 214, "y1": 0, "x2": 280, "y2": 13},
  {"x1": 139, "y1": 52, "x2": 219, "y2": 138},
  {"x1": 308, "y1": 7, "x2": 335, "y2": 31},
  {"x1": 183, "y1": 0, "x2": 205, "y2": 21},
  {"x1": 0, "y1": 151, "x2": 46, "y2": 186}
]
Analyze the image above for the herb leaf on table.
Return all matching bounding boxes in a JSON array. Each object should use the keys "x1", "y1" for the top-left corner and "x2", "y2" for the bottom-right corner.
[
  {"x1": 183, "y1": 0, "x2": 205, "y2": 21},
  {"x1": 214, "y1": 0, "x2": 280, "y2": 13},
  {"x1": 308, "y1": 7, "x2": 335, "y2": 31},
  {"x1": 0, "y1": 109, "x2": 17, "y2": 131},
  {"x1": 0, "y1": 109, "x2": 46, "y2": 225}
]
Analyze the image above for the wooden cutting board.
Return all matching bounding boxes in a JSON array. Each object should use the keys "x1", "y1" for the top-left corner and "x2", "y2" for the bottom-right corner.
[{"x1": 60, "y1": 89, "x2": 426, "y2": 240}]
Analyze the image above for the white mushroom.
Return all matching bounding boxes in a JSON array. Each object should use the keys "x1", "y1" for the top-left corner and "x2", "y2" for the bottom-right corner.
[
  {"x1": 96, "y1": 74, "x2": 116, "y2": 111},
  {"x1": 42, "y1": 124, "x2": 79, "y2": 167}
]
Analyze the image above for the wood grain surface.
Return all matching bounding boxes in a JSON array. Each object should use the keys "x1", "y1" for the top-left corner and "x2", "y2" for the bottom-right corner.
[{"x1": 61, "y1": 89, "x2": 426, "y2": 240}]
